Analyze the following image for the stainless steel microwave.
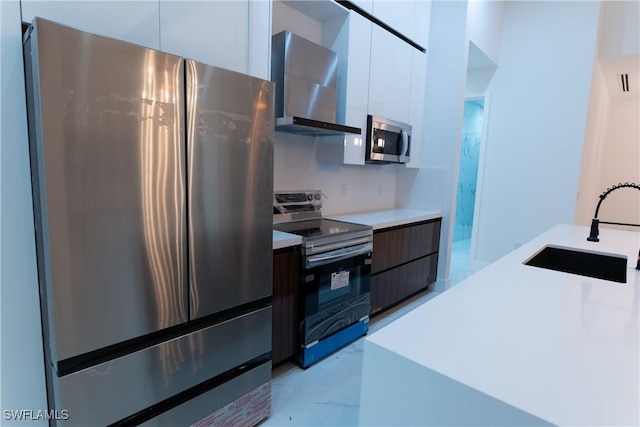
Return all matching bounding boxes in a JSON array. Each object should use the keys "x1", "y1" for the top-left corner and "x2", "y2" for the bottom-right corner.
[{"x1": 365, "y1": 115, "x2": 411, "y2": 164}]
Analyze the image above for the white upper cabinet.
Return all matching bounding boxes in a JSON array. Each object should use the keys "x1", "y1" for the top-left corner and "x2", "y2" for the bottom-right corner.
[
  {"x1": 413, "y1": 0, "x2": 431, "y2": 48},
  {"x1": 159, "y1": 1, "x2": 249, "y2": 74},
  {"x1": 247, "y1": 1, "x2": 272, "y2": 80},
  {"x1": 371, "y1": 0, "x2": 416, "y2": 41},
  {"x1": 21, "y1": 1, "x2": 161, "y2": 49},
  {"x1": 368, "y1": 0, "x2": 431, "y2": 49},
  {"x1": 316, "y1": 9, "x2": 372, "y2": 165},
  {"x1": 368, "y1": 25, "x2": 413, "y2": 124},
  {"x1": 342, "y1": 12, "x2": 373, "y2": 165},
  {"x1": 343, "y1": 13, "x2": 372, "y2": 128},
  {"x1": 350, "y1": 0, "x2": 374, "y2": 14},
  {"x1": 21, "y1": 1, "x2": 272, "y2": 80}
]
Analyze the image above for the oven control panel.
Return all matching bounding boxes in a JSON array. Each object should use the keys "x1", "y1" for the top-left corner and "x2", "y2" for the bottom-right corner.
[{"x1": 274, "y1": 190, "x2": 323, "y2": 221}]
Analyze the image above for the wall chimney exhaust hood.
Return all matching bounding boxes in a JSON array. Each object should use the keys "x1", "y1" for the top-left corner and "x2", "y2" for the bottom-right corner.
[{"x1": 271, "y1": 31, "x2": 361, "y2": 137}]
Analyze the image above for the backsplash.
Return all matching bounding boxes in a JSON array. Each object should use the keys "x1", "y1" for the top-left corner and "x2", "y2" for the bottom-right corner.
[{"x1": 273, "y1": 132, "x2": 397, "y2": 215}]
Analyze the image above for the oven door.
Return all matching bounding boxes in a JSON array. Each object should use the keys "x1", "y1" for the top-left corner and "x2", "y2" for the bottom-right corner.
[{"x1": 300, "y1": 242, "x2": 372, "y2": 345}]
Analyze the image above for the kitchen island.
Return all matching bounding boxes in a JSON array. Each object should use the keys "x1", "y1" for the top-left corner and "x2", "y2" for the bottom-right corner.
[{"x1": 359, "y1": 224, "x2": 639, "y2": 426}]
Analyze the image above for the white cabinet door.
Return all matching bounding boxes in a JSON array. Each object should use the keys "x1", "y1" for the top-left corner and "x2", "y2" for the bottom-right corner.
[
  {"x1": 159, "y1": 1, "x2": 249, "y2": 74},
  {"x1": 371, "y1": 0, "x2": 416, "y2": 41},
  {"x1": 413, "y1": 0, "x2": 432, "y2": 48},
  {"x1": 368, "y1": 25, "x2": 413, "y2": 124},
  {"x1": 248, "y1": 0, "x2": 271, "y2": 80},
  {"x1": 406, "y1": 50, "x2": 427, "y2": 169},
  {"x1": 343, "y1": 13, "x2": 372, "y2": 165},
  {"x1": 21, "y1": 0, "x2": 160, "y2": 49},
  {"x1": 350, "y1": 0, "x2": 374, "y2": 14},
  {"x1": 368, "y1": 25, "x2": 394, "y2": 120}
]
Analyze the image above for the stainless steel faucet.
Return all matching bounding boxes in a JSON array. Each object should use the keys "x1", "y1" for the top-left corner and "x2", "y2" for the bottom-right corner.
[{"x1": 586, "y1": 182, "x2": 640, "y2": 270}]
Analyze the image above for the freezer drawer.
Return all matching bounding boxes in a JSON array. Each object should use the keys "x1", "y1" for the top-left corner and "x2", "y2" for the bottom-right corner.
[
  {"x1": 141, "y1": 363, "x2": 271, "y2": 426},
  {"x1": 54, "y1": 307, "x2": 271, "y2": 426}
]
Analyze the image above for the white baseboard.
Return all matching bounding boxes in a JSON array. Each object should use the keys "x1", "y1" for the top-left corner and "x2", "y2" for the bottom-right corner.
[{"x1": 435, "y1": 277, "x2": 450, "y2": 293}]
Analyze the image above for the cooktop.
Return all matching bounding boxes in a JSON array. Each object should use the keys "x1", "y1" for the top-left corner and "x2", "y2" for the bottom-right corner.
[{"x1": 273, "y1": 218, "x2": 371, "y2": 240}]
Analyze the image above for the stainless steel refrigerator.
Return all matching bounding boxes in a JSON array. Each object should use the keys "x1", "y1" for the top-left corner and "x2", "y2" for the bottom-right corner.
[{"x1": 24, "y1": 18, "x2": 274, "y2": 426}]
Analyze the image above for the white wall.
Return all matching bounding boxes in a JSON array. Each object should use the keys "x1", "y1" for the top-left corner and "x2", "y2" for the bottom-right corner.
[
  {"x1": 396, "y1": 0, "x2": 469, "y2": 291},
  {"x1": 274, "y1": 133, "x2": 397, "y2": 214},
  {"x1": 466, "y1": 0, "x2": 504, "y2": 66},
  {"x1": 575, "y1": 61, "x2": 640, "y2": 231},
  {"x1": 474, "y1": 0, "x2": 601, "y2": 264},
  {"x1": 574, "y1": 58, "x2": 611, "y2": 227},
  {"x1": 598, "y1": 0, "x2": 640, "y2": 59},
  {"x1": 272, "y1": 0, "x2": 322, "y2": 44},
  {"x1": 574, "y1": 0, "x2": 640, "y2": 232},
  {"x1": 0, "y1": 1, "x2": 48, "y2": 424},
  {"x1": 595, "y1": 98, "x2": 640, "y2": 228}
]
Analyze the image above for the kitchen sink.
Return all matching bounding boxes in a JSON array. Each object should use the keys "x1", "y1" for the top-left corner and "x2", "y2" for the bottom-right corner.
[{"x1": 525, "y1": 245, "x2": 627, "y2": 283}]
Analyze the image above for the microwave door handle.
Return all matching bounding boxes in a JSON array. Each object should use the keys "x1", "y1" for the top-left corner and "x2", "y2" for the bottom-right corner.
[{"x1": 399, "y1": 129, "x2": 409, "y2": 163}]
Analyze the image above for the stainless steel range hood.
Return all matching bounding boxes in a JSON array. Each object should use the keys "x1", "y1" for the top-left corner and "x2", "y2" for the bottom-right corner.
[{"x1": 271, "y1": 31, "x2": 361, "y2": 137}]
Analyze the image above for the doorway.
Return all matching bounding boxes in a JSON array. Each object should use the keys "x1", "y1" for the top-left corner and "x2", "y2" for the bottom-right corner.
[
  {"x1": 449, "y1": 40, "x2": 496, "y2": 286},
  {"x1": 451, "y1": 98, "x2": 484, "y2": 285}
]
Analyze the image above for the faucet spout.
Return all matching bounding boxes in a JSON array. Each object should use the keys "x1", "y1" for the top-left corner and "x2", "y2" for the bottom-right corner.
[{"x1": 586, "y1": 182, "x2": 640, "y2": 242}]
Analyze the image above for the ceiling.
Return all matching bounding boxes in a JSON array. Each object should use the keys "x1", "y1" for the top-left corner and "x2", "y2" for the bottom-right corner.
[{"x1": 468, "y1": 41, "x2": 496, "y2": 70}]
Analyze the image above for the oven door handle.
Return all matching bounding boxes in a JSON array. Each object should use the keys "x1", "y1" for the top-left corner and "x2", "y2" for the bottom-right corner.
[{"x1": 305, "y1": 242, "x2": 373, "y2": 269}]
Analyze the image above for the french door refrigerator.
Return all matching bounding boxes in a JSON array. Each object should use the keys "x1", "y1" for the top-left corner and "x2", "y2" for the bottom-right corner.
[{"x1": 24, "y1": 18, "x2": 274, "y2": 426}]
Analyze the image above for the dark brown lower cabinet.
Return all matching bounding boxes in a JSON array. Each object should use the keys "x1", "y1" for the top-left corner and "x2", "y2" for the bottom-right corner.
[
  {"x1": 272, "y1": 247, "x2": 299, "y2": 366},
  {"x1": 370, "y1": 253, "x2": 438, "y2": 315},
  {"x1": 372, "y1": 220, "x2": 441, "y2": 274},
  {"x1": 370, "y1": 218, "x2": 441, "y2": 316}
]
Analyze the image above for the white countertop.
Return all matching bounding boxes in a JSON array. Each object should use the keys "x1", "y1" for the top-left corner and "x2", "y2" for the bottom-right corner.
[
  {"x1": 273, "y1": 209, "x2": 442, "y2": 249},
  {"x1": 329, "y1": 208, "x2": 442, "y2": 230},
  {"x1": 362, "y1": 224, "x2": 640, "y2": 426},
  {"x1": 272, "y1": 230, "x2": 301, "y2": 250}
]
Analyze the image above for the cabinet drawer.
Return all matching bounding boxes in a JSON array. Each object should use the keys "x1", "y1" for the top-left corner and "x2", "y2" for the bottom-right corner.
[
  {"x1": 372, "y1": 220, "x2": 441, "y2": 274},
  {"x1": 370, "y1": 253, "x2": 437, "y2": 315}
]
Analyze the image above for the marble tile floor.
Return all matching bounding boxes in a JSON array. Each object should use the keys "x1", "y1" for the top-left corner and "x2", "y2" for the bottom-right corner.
[
  {"x1": 262, "y1": 242, "x2": 477, "y2": 427},
  {"x1": 262, "y1": 289, "x2": 440, "y2": 427},
  {"x1": 450, "y1": 238, "x2": 473, "y2": 286}
]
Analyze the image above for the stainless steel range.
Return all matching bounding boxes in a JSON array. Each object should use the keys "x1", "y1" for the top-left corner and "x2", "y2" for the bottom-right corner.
[{"x1": 274, "y1": 191, "x2": 372, "y2": 368}]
